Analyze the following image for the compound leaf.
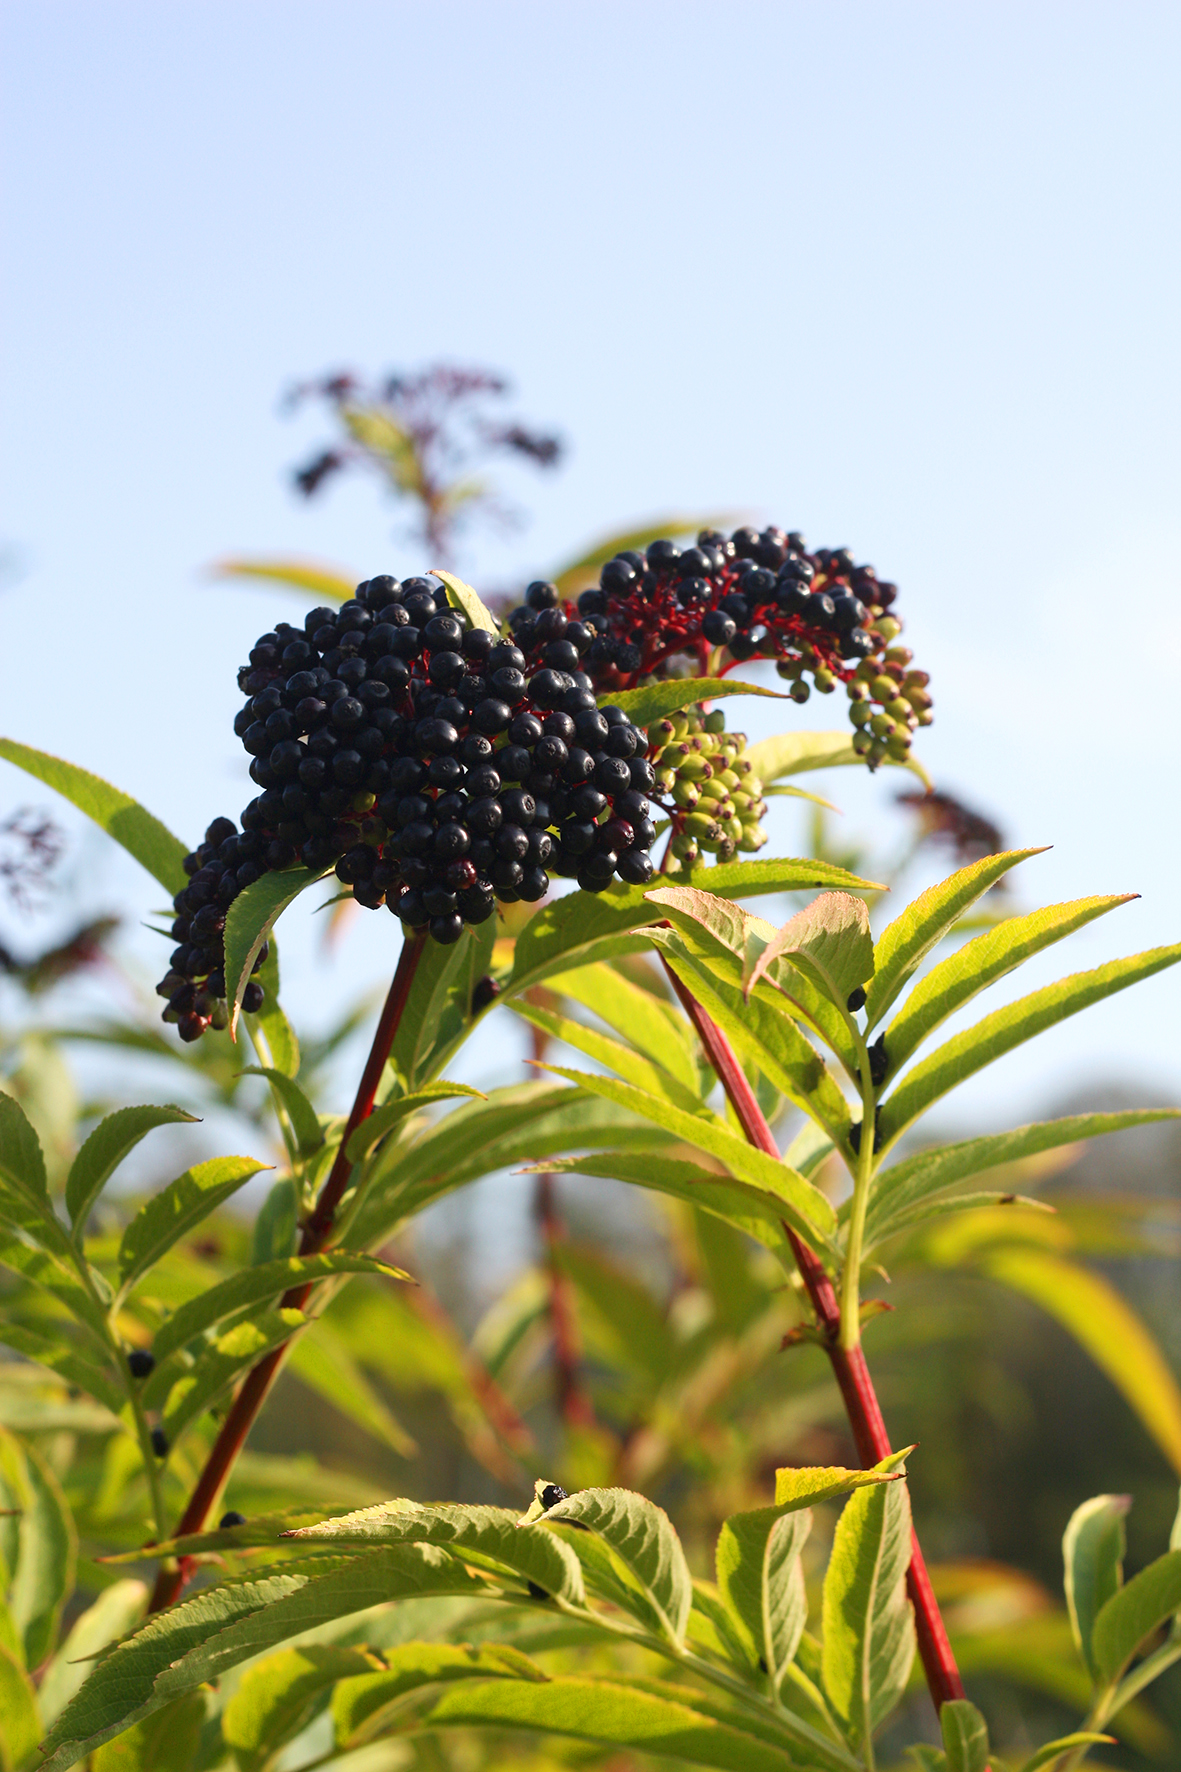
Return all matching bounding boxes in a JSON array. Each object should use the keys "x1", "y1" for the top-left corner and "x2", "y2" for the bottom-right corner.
[
  {"x1": 539, "y1": 1486, "x2": 691, "y2": 1644},
  {"x1": 118, "y1": 1155, "x2": 270, "y2": 1291},
  {"x1": 151, "y1": 1252, "x2": 409, "y2": 1364},
  {"x1": 66, "y1": 1105, "x2": 197, "y2": 1235}
]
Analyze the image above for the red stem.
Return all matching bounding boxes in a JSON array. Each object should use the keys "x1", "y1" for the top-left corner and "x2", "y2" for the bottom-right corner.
[
  {"x1": 661, "y1": 959, "x2": 966, "y2": 1716},
  {"x1": 149, "y1": 928, "x2": 428, "y2": 1611}
]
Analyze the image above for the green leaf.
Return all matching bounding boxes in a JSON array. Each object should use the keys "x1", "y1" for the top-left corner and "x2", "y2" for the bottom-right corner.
[
  {"x1": 287, "y1": 1501, "x2": 585, "y2": 1604},
  {"x1": 248, "y1": 938, "x2": 300, "y2": 1078},
  {"x1": 150, "y1": 1252, "x2": 409, "y2": 1365},
  {"x1": 743, "y1": 890, "x2": 874, "y2": 1007},
  {"x1": 38, "y1": 1547, "x2": 489, "y2": 1770},
  {"x1": 117, "y1": 1155, "x2": 270, "y2": 1290},
  {"x1": 346, "y1": 1083, "x2": 485, "y2": 1163},
  {"x1": 1063, "y1": 1495, "x2": 1129, "y2": 1678},
  {"x1": 507, "y1": 857, "x2": 885, "y2": 997},
  {"x1": 333, "y1": 1641, "x2": 547, "y2": 1748},
  {"x1": 210, "y1": 555, "x2": 357, "y2": 602},
  {"x1": 551, "y1": 516, "x2": 737, "y2": 594},
  {"x1": 715, "y1": 1505, "x2": 809, "y2": 1686},
  {"x1": 973, "y1": 1248, "x2": 1181, "y2": 1476},
  {"x1": 97, "y1": 1506, "x2": 348, "y2": 1563},
  {"x1": 1017, "y1": 1735, "x2": 1116, "y2": 1772},
  {"x1": 539, "y1": 1486, "x2": 692, "y2": 1644},
  {"x1": 1092, "y1": 1548, "x2": 1181, "y2": 1684},
  {"x1": 251, "y1": 1176, "x2": 297, "y2": 1264},
  {"x1": 66, "y1": 1105, "x2": 198, "y2": 1235},
  {"x1": 878, "y1": 943, "x2": 1181, "y2": 1151},
  {"x1": 0, "y1": 1324, "x2": 123, "y2": 1414},
  {"x1": 238, "y1": 1067, "x2": 323, "y2": 1158},
  {"x1": 0, "y1": 1091, "x2": 47, "y2": 1201},
  {"x1": 90, "y1": 1691, "x2": 206, "y2": 1772},
  {"x1": 224, "y1": 867, "x2": 329, "y2": 1036},
  {"x1": 940, "y1": 1699, "x2": 990, "y2": 1772},
  {"x1": 285, "y1": 1325, "x2": 417, "y2": 1457},
  {"x1": 821, "y1": 1449, "x2": 915, "y2": 1751},
  {"x1": 535, "y1": 1152, "x2": 794, "y2": 1253},
  {"x1": 603, "y1": 678, "x2": 788, "y2": 729},
  {"x1": 867, "y1": 1111, "x2": 1181, "y2": 1243},
  {"x1": 0, "y1": 739, "x2": 189, "y2": 896},
  {"x1": 775, "y1": 1456, "x2": 910, "y2": 1509},
  {"x1": 389, "y1": 920, "x2": 496, "y2": 1091},
  {"x1": 0, "y1": 1230, "x2": 109, "y2": 1344},
  {"x1": 536, "y1": 1063, "x2": 837, "y2": 1246},
  {"x1": 433, "y1": 568, "x2": 501, "y2": 635},
  {"x1": 36, "y1": 1579, "x2": 147, "y2": 1729},
  {"x1": 883, "y1": 895, "x2": 1136, "y2": 1076},
  {"x1": 864, "y1": 849, "x2": 1047, "y2": 1031},
  {"x1": 0, "y1": 1643, "x2": 40, "y2": 1771},
  {"x1": 9, "y1": 1438, "x2": 76, "y2": 1668},
  {"x1": 159, "y1": 1309, "x2": 307, "y2": 1441},
  {"x1": 223, "y1": 1643, "x2": 381, "y2": 1771},
  {"x1": 549, "y1": 960, "x2": 699, "y2": 1093},
  {"x1": 745, "y1": 730, "x2": 871, "y2": 780},
  {"x1": 514, "y1": 998, "x2": 708, "y2": 1116}
]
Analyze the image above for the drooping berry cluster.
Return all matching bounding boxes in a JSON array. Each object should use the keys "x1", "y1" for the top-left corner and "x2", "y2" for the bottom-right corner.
[
  {"x1": 645, "y1": 706, "x2": 769, "y2": 873},
  {"x1": 506, "y1": 527, "x2": 932, "y2": 769},
  {"x1": 155, "y1": 575, "x2": 656, "y2": 1038}
]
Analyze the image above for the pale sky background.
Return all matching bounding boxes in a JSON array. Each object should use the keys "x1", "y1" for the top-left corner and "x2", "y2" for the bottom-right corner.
[{"x1": 2, "y1": 1, "x2": 1179, "y2": 1210}]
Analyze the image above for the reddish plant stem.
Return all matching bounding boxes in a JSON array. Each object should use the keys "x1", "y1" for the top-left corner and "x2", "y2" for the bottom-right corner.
[
  {"x1": 149, "y1": 929, "x2": 428, "y2": 1611},
  {"x1": 661, "y1": 959, "x2": 966, "y2": 1717}
]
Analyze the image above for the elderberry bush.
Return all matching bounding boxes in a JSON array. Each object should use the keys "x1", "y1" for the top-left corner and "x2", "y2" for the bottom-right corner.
[
  {"x1": 156, "y1": 574, "x2": 654, "y2": 1039},
  {"x1": 516, "y1": 525, "x2": 933, "y2": 769}
]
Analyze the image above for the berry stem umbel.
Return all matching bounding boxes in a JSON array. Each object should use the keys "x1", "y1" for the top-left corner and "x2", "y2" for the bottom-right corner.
[
  {"x1": 659, "y1": 957, "x2": 968, "y2": 1721},
  {"x1": 148, "y1": 927, "x2": 428, "y2": 1612}
]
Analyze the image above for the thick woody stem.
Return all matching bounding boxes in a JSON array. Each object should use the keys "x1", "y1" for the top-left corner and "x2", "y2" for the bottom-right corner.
[
  {"x1": 149, "y1": 928, "x2": 428, "y2": 1611},
  {"x1": 661, "y1": 959, "x2": 966, "y2": 1716}
]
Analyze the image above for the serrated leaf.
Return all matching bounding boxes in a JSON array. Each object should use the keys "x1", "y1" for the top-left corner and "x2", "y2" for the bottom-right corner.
[
  {"x1": 549, "y1": 960, "x2": 699, "y2": 1092},
  {"x1": 0, "y1": 1090, "x2": 48, "y2": 1203},
  {"x1": 37, "y1": 1580, "x2": 147, "y2": 1727},
  {"x1": 117, "y1": 1155, "x2": 270, "y2": 1290},
  {"x1": 536, "y1": 1063, "x2": 837, "y2": 1246},
  {"x1": 90, "y1": 1691, "x2": 206, "y2": 1772},
  {"x1": 603, "y1": 677, "x2": 788, "y2": 729},
  {"x1": 0, "y1": 739, "x2": 188, "y2": 895},
  {"x1": 878, "y1": 943, "x2": 1181, "y2": 1151},
  {"x1": 239, "y1": 1067, "x2": 323, "y2": 1158},
  {"x1": 743, "y1": 891, "x2": 873, "y2": 1007},
  {"x1": 715, "y1": 1505, "x2": 809, "y2": 1685},
  {"x1": 97, "y1": 1507, "x2": 342, "y2": 1562},
  {"x1": 1092, "y1": 1548, "x2": 1181, "y2": 1684},
  {"x1": 1017, "y1": 1734, "x2": 1116, "y2": 1772},
  {"x1": 821, "y1": 1450, "x2": 915, "y2": 1750},
  {"x1": 539, "y1": 1487, "x2": 692, "y2": 1643},
  {"x1": 433, "y1": 568, "x2": 501, "y2": 635},
  {"x1": 287, "y1": 1501, "x2": 584, "y2": 1604},
  {"x1": 223, "y1": 1643, "x2": 380, "y2": 1771},
  {"x1": 940, "y1": 1699, "x2": 990, "y2": 1772},
  {"x1": 0, "y1": 1643, "x2": 40, "y2": 1770},
  {"x1": 515, "y1": 999, "x2": 708, "y2": 1115},
  {"x1": 867, "y1": 1111, "x2": 1181, "y2": 1244},
  {"x1": 9, "y1": 1437, "x2": 76, "y2": 1668},
  {"x1": 211, "y1": 556, "x2": 357, "y2": 601},
  {"x1": 38, "y1": 1547, "x2": 488, "y2": 1771},
  {"x1": 346, "y1": 1083, "x2": 485, "y2": 1163},
  {"x1": 251, "y1": 1175, "x2": 297, "y2": 1264},
  {"x1": 865, "y1": 848, "x2": 1047, "y2": 1031},
  {"x1": 883, "y1": 894, "x2": 1136, "y2": 1076},
  {"x1": 507, "y1": 857, "x2": 884, "y2": 997},
  {"x1": 66, "y1": 1104, "x2": 197, "y2": 1234},
  {"x1": 150, "y1": 1252, "x2": 409, "y2": 1365},
  {"x1": 224, "y1": 868, "x2": 329, "y2": 1036},
  {"x1": 333, "y1": 1641, "x2": 546, "y2": 1747},
  {"x1": 534, "y1": 1152, "x2": 793, "y2": 1252},
  {"x1": 1063, "y1": 1495, "x2": 1129, "y2": 1679},
  {"x1": 159, "y1": 1309, "x2": 306, "y2": 1440}
]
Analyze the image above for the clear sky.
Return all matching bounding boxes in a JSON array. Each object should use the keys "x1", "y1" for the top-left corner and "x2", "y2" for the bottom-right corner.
[{"x1": 2, "y1": 0, "x2": 1179, "y2": 1142}]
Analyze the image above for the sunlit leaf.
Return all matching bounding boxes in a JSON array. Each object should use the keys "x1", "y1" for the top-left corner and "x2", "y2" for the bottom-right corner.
[
  {"x1": 0, "y1": 1643, "x2": 40, "y2": 1770},
  {"x1": 286, "y1": 1325, "x2": 417, "y2": 1457},
  {"x1": 534, "y1": 1152, "x2": 793, "y2": 1253},
  {"x1": 238, "y1": 1067, "x2": 323, "y2": 1159},
  {"x1": 346, "y1": 1083, "x2": 485, "y2": 1163},
  {"x1": 1063, "y1": 1494, "x2": 1128, "y2": 1679},
  {"x1": 551, "y1": 516, "x2": 738, "y2": 594},
  {"x1": 37, "y1": 1581, "x2": 147, "y2": 1728},
  {"x1": 334, "y1": 1641, "x2": 547, "y2": 1748},
  {"x1": 223, "y1": 1643, "x2": 381, "y2": 1771},
  {"x1": 118, "y1": 1155, "x2": 270, "y2": 1291},
  {"x1": 940, "y1": 1699, "x2": 990, "y2": 1772},
  {"x1": 224, "y1": 867, "x2": 330, "y2": 1036},
  {"x1": 210, "y1": 555, "x2": 357, "y2": 602},
  {"x1": 821, "y1": 1449, "x2": 914, "y2": 1750},
  {"x1": 603, "y1": 678, "x2": 787, "y2": 729},
  {"x1": 66, "y1": 1104, "x2": 197, "y2": 1235},
  {"x1": 743, "y1": 891, "x2": 873, "y2": 1007},
  {"x1": 515, "y1": 998, "x2": 708, "y2": 1116},
  {"x1": 8, "y1": 1436, "x2": 77, "y2": 1668},
  {"x1": 433, "y1": 568, "x2": 501, "y2": 635},
  {"x1": 539, "y1": 1487, "x2": 692, "y2": 1643},
  {"x1": 1092, "y1": 1549, "x2": 1181, "y2": 1684}
]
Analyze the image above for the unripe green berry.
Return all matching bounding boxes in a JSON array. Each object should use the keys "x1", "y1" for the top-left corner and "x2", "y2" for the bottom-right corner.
[
  {"x1": 851, "y1": 701, "x2": 872, "y2": 727},
  {"x1": 739, "y1": 823, "x2": 768, "y2": 851},
  {"x1": 869, "y1": 713, "x2": 896, "y2": 738},
  {"x1": 870, "y1": 675, "x2": 896, "y2": 702},
  {"x1": 813, "y1": 669, "x2": 836, "y2": 693},
  {"x1": 789, "y1": 681, "x2": 810, "y2": 704},
  {"x1": 704, "y1": 709, "x2": 726, "y2": 733},
  {"x1": 852, "y1": 730, "x2": 873, "y2": 755},
  {"x1": 672, "y1": 779, "x2": 700, "y2": 809},
  {"x1": 885, "y1": 697, "x2": 911, "y2": 720},
  {"x1": 876, "y1": 616, "x2": 902, "y2": 641},
  {"x1": 684, "y1": 811, "x2": 723, "y2": 842},
  {"x1": 886, "y1": 732, "x2": 912, "y2": 760}
]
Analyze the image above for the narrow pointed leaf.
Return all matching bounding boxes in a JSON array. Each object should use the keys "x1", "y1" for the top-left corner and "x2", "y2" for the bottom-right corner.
[
  {"x1": 286, "y1": 1325, "x2": 417, "y2": 1456},
  {"x1": 346, "y1": 1083, "x2": 485, "y2": 1163},
  {"x1": 883, "y1": 895, "x2": 1136, "y2": 1075},
  {"x1": 821, "y1": 1450, "x2": 915, "y2": 1750},
  {"x1": 602, "y1": 677, "x2": 788, "y2": 728},
  {"x1": 37, "y1": 1580, "x2": 148, "y2": 1728},
  {"x1": 10, "y1": 1438, "x2": 76, "y2": 1668},
  {"x1": 775, "y1": 1455, "x2": 910, "y2": 1508},
  {"x1": 1018, "y1": 1736, "x2": 1116, "y2": 1772},
  {"x1": 0, "y1": 1324, "x2": 123, "y2": 1413},
  {"x1": 224, "y1": 867, "x2": 329, "y2": 1036},
  {"x1": 0, "y1": 1644, "x2": 40, "y2": 1771},
  {"x1": 715, "y1": 1505, "x2": 809, "y2": 1684},
  {"x1": 118, "y1": 1155, "x2": 270, "y2": 1289},
  {"x1": 1063, "y1": 1494, "x2": 1129, "y2": 1678},
  {"x1": 224, "y1": 1643, "x2": 382, "y2": 1771},
  {"x1": 515, "y1": 998, "x2": 708, "y2": 1115},
  {"x1": 1092, "y1": 1549, "x2": 1181, "y2": 1683},
  {"x1": 550, "y1": 960, "x2": 699, "y2": 1092},
  {"x1": 538, "y1": 1486, "x2": 692, "y2": 1643},
  {"x1": 551, "y1": 515, "x2": 737, "y2": 594},
  {"x1": 865, "y1": 848, "x2": 1047, "y2": 1030},
  {"x1": 160, "y1": 1309, "x2": 307, "y2": 1440},
  {"x1": 66, "y1": 1104, "x2": 197, "y2": 1234},
  {"x1": 238, "y1": 1067, "x2": 323, "y2": 1158},
  {"x1": 878, "y1": 943, "x2": 1181, "y2": 1150},
  {"x1": 745, "y1": 729, "x2": 877, "y2": 780},
  {"x1": 743, "y1": 890, "x2": 873, "y2": 1007},
  {"x1": 333, "y1": 1642, "x2": 546, "y2": 1747},
  {"x1": 0, "y1": 739, "x2": 189, "y2": 894},
  {"x1": 249, "y1": 938, "x2": 300, "y2": 1077},
  {"x1": 434, "y1": 568, "x2": 500, "y2": 636},
  {"x1": 0, "y1": 1089, "x2": 47, "y2": 1200},
  {"x1": 534, "y1": 1152, "x2": 794, "y2": 1252},
  {"x1": 287, "y1": 1500, "x2": 584, "y2": 1604},
  {"x1": 389, "y1": 919, "x2": 496, "y2": 1090},
  {"x1": 211, "y1": 556, "x2": 356, "y2": 602},
  {"x1": 941, "y1": 1699, "x2": 990, "y2": 1772},
  {"x1": 537, "y1": 1063, "x2": 837, "y2": 1244}
]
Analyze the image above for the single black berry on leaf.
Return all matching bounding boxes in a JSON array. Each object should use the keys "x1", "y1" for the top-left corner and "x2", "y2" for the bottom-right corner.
[
  {"x1": 846, "y1": 986, "x2": 867, "y2": 1013},
  {"x1": 540, "y1": 1483, "x2": 569, "y2": 1510},
  {"x1": 219, "y1": 1510, "x2": 247, "y2": 1529}
]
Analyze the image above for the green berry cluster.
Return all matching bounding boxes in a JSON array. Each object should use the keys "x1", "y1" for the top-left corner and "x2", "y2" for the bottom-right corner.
[
  {"x1": 774, "y1": 615, "x2": 933, "y2": 768},
  {"x1": 647, "y1": 705, "x2": 769, "y2": 872}
]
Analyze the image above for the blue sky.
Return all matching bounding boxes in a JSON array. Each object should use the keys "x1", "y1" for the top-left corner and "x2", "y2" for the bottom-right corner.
[{"x1": 2, "y1": 0, "x2": 1179, "y2": 1139}]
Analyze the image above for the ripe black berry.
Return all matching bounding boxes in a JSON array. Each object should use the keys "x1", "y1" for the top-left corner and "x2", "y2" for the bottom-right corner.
[
  {"x1": 540, "y1": 1482, "x2": 569, "y2": 1510},
  {"x1": 219, "y1": 1510, "x2": 247, "y2": 1529},
  {"x1": 151, "y1": 1427, "x2": 169, "y2": 1457},
  {"x1": 127, "y1": 1349, "x2": 155, "y2": 1379}
]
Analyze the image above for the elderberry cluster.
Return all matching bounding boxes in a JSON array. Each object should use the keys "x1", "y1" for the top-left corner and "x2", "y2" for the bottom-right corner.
[
  {"x1": 509, "y1": 526, "x2": 932, "y2": 769},
  {"x1": 155, "y1": 574, "x2": 655, "y2": 1038}
]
